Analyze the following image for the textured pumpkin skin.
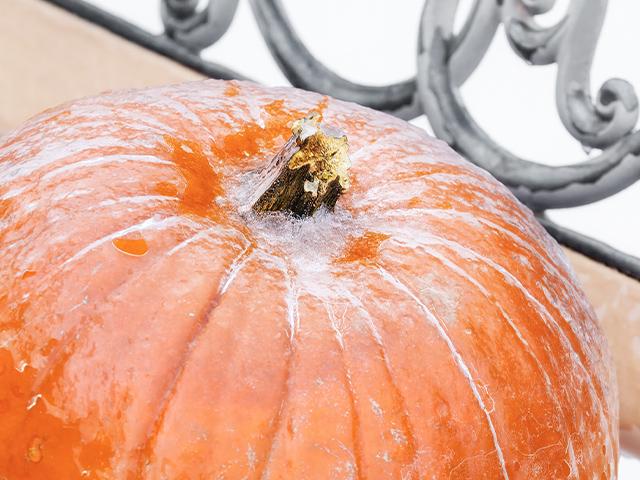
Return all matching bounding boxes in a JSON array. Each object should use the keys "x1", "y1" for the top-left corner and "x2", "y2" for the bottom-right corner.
[{"x1": 0, "y1": 80, "x2": 617, "y2": 479}]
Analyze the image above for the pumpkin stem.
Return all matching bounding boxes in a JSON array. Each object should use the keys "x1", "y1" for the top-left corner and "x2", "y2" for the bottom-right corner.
[{"x1": 250, "y1": 113, "x2": 350, "y2": 217}]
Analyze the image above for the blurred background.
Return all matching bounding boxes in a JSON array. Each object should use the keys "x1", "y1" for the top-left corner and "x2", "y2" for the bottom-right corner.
[{"x1": 3, "y1": 0, "x2": 639, "y2": 475}]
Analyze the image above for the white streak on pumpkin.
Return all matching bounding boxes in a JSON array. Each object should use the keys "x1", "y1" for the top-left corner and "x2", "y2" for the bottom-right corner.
[
  {"x1": 377, "y1": 266, "x2": 510, "y2": 480},
  {"x1": 26, "y1": 393, "x2": 42, "y2": 411},
  {"x1": 94, "y1": 195, "x2": 177, "y2": 208},
  {"x1": 412, "y1": 243, "x2": 579, "y2": 475},
  {"x1": 166, "y1": 226, "x2": 220, "y2": 257},
  {"x1": 387, "y1": 231, "x2": 613, "y2": 469},
  {"x1": 41, "y1": 154, "x2": 173, "y2": 182},
  {"x1": 219, "y1": 247, "x2": 254, "y2": 296},
  {"x1": 253, "y1": 250, "x2": 300, "y2": 342},
  {"x1": 0, "y1": 137, "x2": 151, "y2": 182},
  {"x1": 284, "y1": 271, "x2": 299, "y2": 343},
  {"x1": 61, "y1": 215, "x2": 186, "y2": 267}
]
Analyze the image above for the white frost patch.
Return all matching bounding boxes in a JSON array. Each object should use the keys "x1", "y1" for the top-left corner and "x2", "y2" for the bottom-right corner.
[
  {"x1": 247, "y1": 445, "x2": 257, "y2": 471},
  {"x1": 390, "y1": 428, "x2": 407, "y2": 445},
  {"x1": 238, "y1": 207, "x2": 358, "y2": 293},
  {"x1": 166, "y1": 226, "x2": 220, "y2": 256},
  {"x1": 370, "y1": 398, "x2": 383, "y2": 417},
  {"x1": 52, "y1": 188, "x2": 94, "y2": 201},
  {"x1": 26, "y1": 393, "x2": 42, "y2": 410}
]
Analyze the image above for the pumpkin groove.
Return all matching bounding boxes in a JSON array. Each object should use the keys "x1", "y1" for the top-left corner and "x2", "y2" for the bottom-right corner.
[
  {"x1": 0, "y1": 79, "x2": 618, "y2": 478},
  {"x1": 143, "y1": 251, "x2": 293, "y2": 479},
  {"x1": 134, "y1": 246, "x2": 255, "y2": 476},
  {"x1": 252, "y1": 299, "x2": 294, "y2": 479}
]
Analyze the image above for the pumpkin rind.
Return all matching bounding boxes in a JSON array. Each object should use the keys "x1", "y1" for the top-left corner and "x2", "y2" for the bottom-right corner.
[{"x1": 0, "y1": 80, "x2": 617, "y2": 479}]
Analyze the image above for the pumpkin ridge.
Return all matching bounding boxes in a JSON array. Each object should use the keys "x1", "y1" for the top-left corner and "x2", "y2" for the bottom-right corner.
[
  {"x1": 412, "y1": 244, "x2": 578, "y2": 472},
  {"x1": 28, "y1": 224, "x2": 216, "y2": 394},
  {"x1": 418, "y1": 234, "x2": 614, "y2": 457},
  {"x1": 0, "y1": 215, "x2": 200, "y2": 356},
  {"x1": 388, "y1": 221, "x2": 608, "y2": 413},
  {"x1": 399, "y1": 234, "x2": 614, "y2": 471},
  {"x1": 348, "y1": 293, "x2": 420, "y2": 469},
  {"x1": 133, "y1": 246, "x2": 254, "y2": 475},
  {"x1": 324, "y1": 301, "x2": 364, "y2": 480},
  {"x1": 386, "y1": 203, "x2": 606, "y2": 376},
  {"x1": 253, "y1": 258, "x2": 298, "y2": 480},
  {"x1": 376, "y1": 266, "x2": 511, "y2": 478}
]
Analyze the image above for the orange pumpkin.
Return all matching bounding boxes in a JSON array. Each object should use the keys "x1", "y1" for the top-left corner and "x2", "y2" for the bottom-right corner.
[{"x1": 0, "y1": 80, "x2": 617, "y2": 479}]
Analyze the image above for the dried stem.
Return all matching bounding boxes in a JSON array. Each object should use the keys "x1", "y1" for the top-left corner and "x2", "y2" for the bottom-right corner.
[{"x1": 251, "y1": 113, "x2": 350, "y2": 217}]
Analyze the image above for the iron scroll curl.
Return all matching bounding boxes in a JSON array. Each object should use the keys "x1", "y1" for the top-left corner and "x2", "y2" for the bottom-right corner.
[{"x1": 417, "y1": 0, "x2": 640, "y2": 211}]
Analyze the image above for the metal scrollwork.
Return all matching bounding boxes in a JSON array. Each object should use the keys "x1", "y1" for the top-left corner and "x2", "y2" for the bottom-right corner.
[
  {"x1": 418, "y1": 0, "x2": 640, "y2": 211},
  {"x1": 499, "y1": 0, "x2": 638, "y2": 149},
  {"x1": 501, "y1": 1, "x2": 566, "y2": 65},
  {"x1": 553, "y1": 1, "x2": 638, "y2": 149},
  {"x1": 248, "y1": 0, "x2": 501, "y2": 120},
  {"x1": 161, "y1": 0, "x2": 239, "y2": 52},
  {"x1": 248, "y1": 0, "x2": 421, "y2": 120}
]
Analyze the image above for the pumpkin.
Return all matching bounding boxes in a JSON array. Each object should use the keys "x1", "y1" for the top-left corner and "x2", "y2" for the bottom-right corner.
[{"x1": 0, "y1": 80, "x2": 617, "y2": 479}]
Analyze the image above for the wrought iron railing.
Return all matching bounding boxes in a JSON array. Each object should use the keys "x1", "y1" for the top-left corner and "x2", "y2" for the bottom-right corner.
[{"x1": 43, "y1": 0, "x2": 640, "y2": 280}]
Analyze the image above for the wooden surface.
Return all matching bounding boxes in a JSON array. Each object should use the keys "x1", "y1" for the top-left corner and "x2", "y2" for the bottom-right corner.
[{"x1": 0, "y1": 0, "x2": 201, "y2": 135}]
